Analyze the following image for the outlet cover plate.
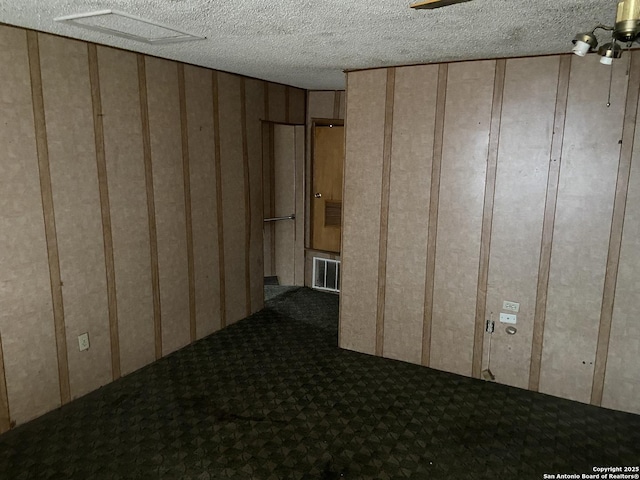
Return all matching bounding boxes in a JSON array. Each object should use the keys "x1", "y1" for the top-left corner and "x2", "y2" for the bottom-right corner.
[
  {"x1": 502, "y1": 301, "x2": 520, "y2": 313},
  {"x1": 78, "y1": 332, "x2": 90, "y2": 351},
  {"x1": 499, "y1": 313, "x2": 517, "y2": 324}
]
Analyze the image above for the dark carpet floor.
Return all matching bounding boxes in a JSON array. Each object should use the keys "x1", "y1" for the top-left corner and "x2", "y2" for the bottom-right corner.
[{"x1": 1, "y1": 287, "x2": 639, "y2": 479}]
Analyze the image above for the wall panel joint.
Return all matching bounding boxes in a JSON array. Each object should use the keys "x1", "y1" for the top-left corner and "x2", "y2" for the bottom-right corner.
[
  {"x1": 27, "y1": 31, "x2": 71, "y2": 404},
  {"x1": 212, "y1": 72, "x2": 227, "y2": 328},
  {"x1": 528, "y1": 55, "x2": 572, "y2": 391},
  {"x1": 241, "y1": 78, "x2": 253, "y2": 316},
  {"x1": 472, "y1": 59, "x2": 506, "y2": 379},
  {"x1": 178, "y1": 64, "x2": 197, "y2": 343},
  {"x1": 0, "y1": 334, "x2": 10, "y2": 433},
  {"x1": 376, "y1": 68, "x2": 396, "y2": 357},
  {"x1": 422, "y1": 63, "x2": 448, "y2": 366},
  {"x1": 137, "y1": 54, "x2": 163, "y2": 359},
  {"x1": 88, "y1": 43, "x2": 121, "y2": 380}
]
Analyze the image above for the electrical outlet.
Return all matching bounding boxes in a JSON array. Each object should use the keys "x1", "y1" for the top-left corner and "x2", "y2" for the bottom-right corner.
[
  {"x1": 502, "y1": 301, "x2": 520, "y2": 313},
  {"x1": 78, "y1": 332, "x2": 90, "y2": 352},
  {"x1": 499, "y1": 313, "x2": 517, "y2": 324}
]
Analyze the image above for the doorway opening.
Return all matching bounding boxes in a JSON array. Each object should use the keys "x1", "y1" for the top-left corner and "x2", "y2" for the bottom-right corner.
[
  {"x1": 303, "y1": 119, "x2": 344, "y2": 292},
  {"x1": 262, "y1": 122, "x2": 304, "y2": 299}
]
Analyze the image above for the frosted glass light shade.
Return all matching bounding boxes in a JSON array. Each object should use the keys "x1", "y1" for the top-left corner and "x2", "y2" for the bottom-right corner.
[{"x1": 572, "y1": 40, "x2": 591, "y2": 56}]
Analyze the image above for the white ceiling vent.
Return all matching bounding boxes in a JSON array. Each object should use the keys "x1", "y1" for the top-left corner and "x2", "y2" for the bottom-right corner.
[{"x1": 54, "y1": 10, "x2": 205, "y2": 44}]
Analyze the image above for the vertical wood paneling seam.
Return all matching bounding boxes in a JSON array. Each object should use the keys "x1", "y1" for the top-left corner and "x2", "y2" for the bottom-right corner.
[
  {"x1": 375, "y1": 68, "x2": 396, "y2": 357},
  {"x1": 263, "y1": 84, "x2": 274, "y2": 276},
  {"x1": 264, "y1": 83, "x2": 270, "y2": 120},
  {"x1": 137, "y1": 54, "x2": 163, "y2": 359},
  {"x1": 0, "y1": 334, "x2": 10, "y2": 433},
  {"x1": 260, "y1": 88, "x2": 268, "y2": 279},
  {"x1": 177, "y1": 64, "x2": 197, "y2": 343},
  {"x1": 260, "y1": 97, "x2": 268, "y2": 279},
  {"x1": 212, "y1": 72, "x2": 227, "y2": 328},
  {"x1": 590, "y1": 51, "x2": 640, "y2": 406},
  {"x1": 294, "y1": 126, "x2": 305, "y2": 285},
  {"x1": 422, "y1": 63, "x2": 448, "y2": 367},
  {"x1": 471, "y1": 59, "x2": 506, "y2": 379},
  {"x1": 529, "y1": 55, "x2": 572, "y2": 391},
  {"x1": 269, "y1": 124, "x2": 277, "y2": 274},
  {"x1": 285, "y1": 86, "x2": 291, "y2": 123},
  {"x1": 88, "y1": 44, "x2": 121, "y2": 380},
  {"x1": 303, "y1": 90, "x2": 308, "y2": 127},
  {"x1": 333, "y1": 90, "x2": 341, "y2": 119},
  {"x1": 27, "y1": 31, "x2": 71, "y2": 404},
  {"x1": 337, "y1": 76, "x2": 349, "y2": 348},
  {"x1": 300, "y1": 92, "x2": 308, "y2": 261},
  {"x1": 240, "y1": 78, "x2": 252, "y2": 316},
  {"x1": 304, "y1": 101, "x2": 312, "y2": 252}
]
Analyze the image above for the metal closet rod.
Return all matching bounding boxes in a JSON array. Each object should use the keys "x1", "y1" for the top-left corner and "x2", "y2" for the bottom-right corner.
[{"x1": 263, "y1": 214, "x2": 296, "y2": 222}]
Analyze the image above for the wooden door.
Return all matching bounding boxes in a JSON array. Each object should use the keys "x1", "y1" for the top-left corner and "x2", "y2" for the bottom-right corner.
[{"x1": 312, "y1": 125, "x2": 344, "y2": 252}]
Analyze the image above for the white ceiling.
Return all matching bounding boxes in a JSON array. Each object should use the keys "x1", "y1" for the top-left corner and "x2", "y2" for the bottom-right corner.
[{"x1": 0, "y1": 0, "x2": 620, "y2": 89}]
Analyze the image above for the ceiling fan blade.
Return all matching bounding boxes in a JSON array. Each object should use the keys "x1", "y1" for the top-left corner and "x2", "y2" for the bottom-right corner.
[{"x1": 410, "y1": 0, "x2": 473, "y2": 9}]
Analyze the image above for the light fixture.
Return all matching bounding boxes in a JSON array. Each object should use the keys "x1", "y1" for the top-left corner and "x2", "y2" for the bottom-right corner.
[
  {"x1": 572, "y1": 32, "x2": 599, "y2": 57},
  {"x1": 598, "y1": 42, "x2": 623, "y2": 65},
  {"x1": 570, "y1": 0, "x2": 640, "y2": 64}
]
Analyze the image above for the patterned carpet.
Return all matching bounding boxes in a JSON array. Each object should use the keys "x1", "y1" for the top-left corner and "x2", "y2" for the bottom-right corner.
[{"x1": 1, "y1": 287, "x2": 639, "y2": 479}]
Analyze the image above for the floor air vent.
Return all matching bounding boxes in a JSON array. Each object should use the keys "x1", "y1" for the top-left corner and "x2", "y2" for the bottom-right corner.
[{"x1": 312, "y1": 257, "x2": 340, "y2": 293}]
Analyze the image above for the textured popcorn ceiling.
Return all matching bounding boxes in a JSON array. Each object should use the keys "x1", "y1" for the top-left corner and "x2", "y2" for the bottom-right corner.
[{"x1": 0, "y1": 0, "x2": 620, "y2": 89}]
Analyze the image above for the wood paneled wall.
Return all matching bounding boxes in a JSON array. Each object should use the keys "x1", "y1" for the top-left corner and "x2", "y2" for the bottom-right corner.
[
  {"x1": 341, "y1": 52, "x2": 640, "y2": 414},
  {"x1": 0, "y1": 24, "x2": 304, "y2": 430}
]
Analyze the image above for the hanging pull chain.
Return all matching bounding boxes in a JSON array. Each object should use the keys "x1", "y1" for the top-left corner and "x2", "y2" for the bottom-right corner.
[{"x1": 607, "y1": 61, "x2": 613, "y2": 107}]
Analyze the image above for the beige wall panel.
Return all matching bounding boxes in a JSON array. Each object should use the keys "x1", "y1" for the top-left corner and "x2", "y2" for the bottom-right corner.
[
  {"x1": 0, "y1": 25, "x2": 60, "y2": 424},
  {"x1": 39, "y1": 34, "x2": 111, "y2": 399},
  {"x1": 485, "y1": 57, "x2": 559, "y2": 389},
  {"x1": 602, "y1": 91, "x2": 640, "y2": 415},
  {"x1": 218, "y1": 72, "x2": 248, "y2": 323},
  {"x1": 97, "y1": 46, "x2": 155, "y2": 376},
  {"x1": 268, "y1": 83, "x2": 287, "y2": 123},
  {"x1": 383, "y1": 65, "x2": 438, "y2": 365},
  {"x1": 540, "y1": 56, "x2": 627, "y2": 403},
  {"x1": 308, "y1": 91, "x2": 337, "y2": 120},
  {"x1": 289, "y1": 88, "x2": 306, "y2": 124},
  {"x1": 273, "y1": 125, "x2": 297, "y2": 285},
  {"x1": 338, "y1": 91, "x2": 346, "y2": 119},
  {"x1": 184, "y1": 65, "x2": 221, "y2": 338},
  {"x1": 145, "y1": 57, "x2": 191, "y2": 355},
  {"x1": 245, "y1": 79, "x2": 266, "y2": 313},
  {"x1": 340, "y1": 70, "x2": 387, "y2": 355},
  {"x1": 430, "y1": 60, "x2": 495, "y2": 376}
]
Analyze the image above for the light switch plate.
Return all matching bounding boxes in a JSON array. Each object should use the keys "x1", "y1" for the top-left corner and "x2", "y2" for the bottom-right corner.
[
  {"x1": 78, "y1": 332, "x2": 90, "y2": 351},
  {"x1": 499, "y1": 313, "x2": 517, "y2": 324},
  {"x1": 502, "y1": 301, "x2": 520, "y2": 313}
]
